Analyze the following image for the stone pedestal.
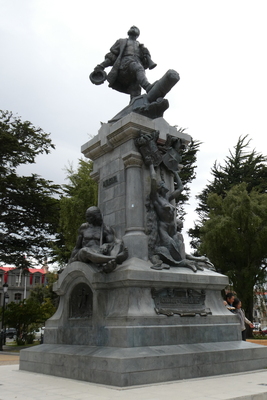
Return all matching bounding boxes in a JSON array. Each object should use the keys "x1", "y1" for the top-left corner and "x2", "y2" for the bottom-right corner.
[
  {"x1": 81, "y1": 113, "x2": 191, "y2": 259},
  {"x1": 20, "y1": 259, "x2": 267, "y2": 386},
  {"x1": 20, "y1": 113, "x2": 267, "y2": 386}
]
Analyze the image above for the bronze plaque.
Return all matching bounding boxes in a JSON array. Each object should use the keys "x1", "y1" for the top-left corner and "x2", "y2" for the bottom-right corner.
[{"x1": 151, "y1": 288, "x2": 211, "y2": 317}]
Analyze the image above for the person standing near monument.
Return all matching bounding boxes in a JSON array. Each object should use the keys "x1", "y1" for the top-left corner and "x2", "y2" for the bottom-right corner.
[
  {"x1": 91, "y1": 26, "x2": 157, "y2": 99},
  {"x1": 224, "y1": 292, "x2": 235, "y2": 310},
  {"x1": 232, "y1": 297, "x2": 254, "y2": 341}
]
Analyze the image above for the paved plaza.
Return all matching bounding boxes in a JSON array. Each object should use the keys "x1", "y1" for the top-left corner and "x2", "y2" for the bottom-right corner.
[{"x1": 1, "y1": 352, "x2": 267, "y2": 399}]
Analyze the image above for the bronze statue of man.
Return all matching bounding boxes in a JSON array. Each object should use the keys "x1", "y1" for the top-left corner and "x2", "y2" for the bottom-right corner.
[{"x1": 90, "y1": 26, "x2": 157, "y2": 99}]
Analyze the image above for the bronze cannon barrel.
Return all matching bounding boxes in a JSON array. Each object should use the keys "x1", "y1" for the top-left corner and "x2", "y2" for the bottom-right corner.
[{"x1": 147, "y1": 69, "x2": 180, "y2": 103}]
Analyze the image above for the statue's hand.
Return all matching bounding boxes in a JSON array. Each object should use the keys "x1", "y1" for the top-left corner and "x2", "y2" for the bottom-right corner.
[
  {"x1": 115, "y1": 246, "x2": 128, "y2": 264},
  {"x1": 94, "y1": 64, "x2": 104, "y2": 72}
]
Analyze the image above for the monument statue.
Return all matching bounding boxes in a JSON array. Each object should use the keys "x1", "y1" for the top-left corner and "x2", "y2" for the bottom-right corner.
[
  {"x1": 90, "y1": 25, "x2": 156, "y2": 99},
  {"x1": 135, "y1": 131, "x2": 214, "y2": 272},
  {"x1": 69, "y1": 206, "x2": 128, "y2": 273},
  {"x1": 90, "y1": 26, "x2": 180, "y2": 121},
  {"x1": 21, "y1": 26, "x2": 267, "y2": 389},
  {"x1": 135, "y1": 131, "x2": 185, "y2": 203}
]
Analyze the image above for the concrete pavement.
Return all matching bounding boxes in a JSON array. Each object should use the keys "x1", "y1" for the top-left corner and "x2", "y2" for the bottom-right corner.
[{"x1": 1, "y1": 352, "x2": 267, "y2": 399}]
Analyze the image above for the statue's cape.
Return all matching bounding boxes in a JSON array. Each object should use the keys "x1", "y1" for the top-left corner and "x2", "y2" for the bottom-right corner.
[{"x1": 107, "y1": 39, "x2": 127, "y2": 88}]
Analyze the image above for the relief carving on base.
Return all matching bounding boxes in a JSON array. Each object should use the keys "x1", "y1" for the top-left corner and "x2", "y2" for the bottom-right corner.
[{"x1": 151, "y1": 287, "x2": 212, "y2": 317}]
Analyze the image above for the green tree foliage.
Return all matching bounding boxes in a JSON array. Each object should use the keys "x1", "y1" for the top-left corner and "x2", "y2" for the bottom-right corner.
[
  {"x1": 199, "y1": 183, "x2": 267, "y2": 322},
  {"x1": 0, "y1": 110, "x2": 62, "y2": 267},
  {"x1": 0, "y1": 110, "x2": 53, "y2": 175},
  {"x1": 2, "y1": 297, "x2": 55, "y2": 344},
  {"x1": 29, "y1": 272, "x2": 59, "y2": 309},
  {"x1": 2, "y1": 273, "x2": 58, "y2": 345},
  {"x1": 189, "y1": 135, "x2": 267, "y2": 249},
  {"x1": 54, "y1": 159, "x2": 98, "y2": 264},
  {"x1": 178, "y1": 138, "x2": 201, "y2": 219},
  {"x1": 40, "y1": 298, "x2": 57, "y2": 323}
]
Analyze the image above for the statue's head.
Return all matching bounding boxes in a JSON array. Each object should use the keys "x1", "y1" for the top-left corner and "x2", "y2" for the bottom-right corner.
[
  {"x1": 127, "y1": 26, "x2": 140, "y2": 39},
  {"x1": 85, "y1": 206, "x2": 103, "y2": 225}
]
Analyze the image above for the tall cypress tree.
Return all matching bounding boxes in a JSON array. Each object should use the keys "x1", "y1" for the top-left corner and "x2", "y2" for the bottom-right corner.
[
  {"x1": 178, "y1": 138, "x2": 201, "y2": 219},
  {"x1": 189, "y1": 135, "x2": 267, "y2": 249},
  {"x1": 188, "y1": 135, "x2": 267, "y2": 325},
  {"x1": 199, "y1": 184, "x2": 267, "y2": 323}
]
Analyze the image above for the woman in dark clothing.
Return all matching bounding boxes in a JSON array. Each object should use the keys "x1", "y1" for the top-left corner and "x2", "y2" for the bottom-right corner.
[{"x1": 232, "y1": 298, "x2": 254, "y2": 341}]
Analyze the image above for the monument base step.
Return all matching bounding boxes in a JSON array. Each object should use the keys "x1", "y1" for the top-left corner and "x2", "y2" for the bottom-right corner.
[{"x1": 20, "y1": 341, "x2": 267, "y2": 387}]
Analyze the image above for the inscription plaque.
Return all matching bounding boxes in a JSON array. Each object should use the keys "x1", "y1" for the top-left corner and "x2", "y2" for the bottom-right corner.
[
  {"x1": 69, "y1": 283, "x2": 93, "y2": 318},
  {"x1": 151, "y1": 288, "x2": 212, "y2": 317},
  {"x1": 103, "y1": 175, "x2": 118, "y2": 188}
]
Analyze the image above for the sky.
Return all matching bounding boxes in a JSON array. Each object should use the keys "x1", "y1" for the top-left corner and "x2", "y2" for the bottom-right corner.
[{"x1": 1, "y1": 0, "x2": 267, "y2": 251}]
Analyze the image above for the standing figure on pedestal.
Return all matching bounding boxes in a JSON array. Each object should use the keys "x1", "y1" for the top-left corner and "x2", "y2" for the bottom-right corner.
[
  {"x1": 69, "y1": 206, "x2": 128, "y2": 273},
  {"x1": 134, "y1": 131, "x2": 214, "y2": 272},
  {"x1": 90, "y1": 27, "x2": 180, "y2": 121},
  {"x1": 161, "y1": 135, "x2": 186, "y2": 203},
  {"x1": 90, "y1": 26, "x2": 157, "y2": 99},
  {"x1": 148, "y1": 163, "x2": 213, "y2": 271},
  {"x1": 148, "y1": 163, "x2": 196, "y2": 271}
]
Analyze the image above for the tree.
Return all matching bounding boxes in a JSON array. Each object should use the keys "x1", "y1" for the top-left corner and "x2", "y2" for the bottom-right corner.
[
  {"x1": 0, "y1": 110, "x2": 62, "y2": 267},
  {"x1": 3, "y1": 299, "x2": 39, "y2": 344},
  {"x1": 178, "y1": 137, "x2": 201, "y2": 219},
  {"x1": 29, "y1": 271, "x2": 59, "y2": 309},
  {"x1": 2, "y1": 272, "x2": 58, "y2": 345},
  {"x1": 54, "y1": 159, "x2": 98, "y2": 264},
  {"x1": 2, "y1": 297, "x2": 56, "y2": 345},
  {"x1": 199, "y1": 183, "x2": 267, "y2": 323},
  {"x1": 189, "y1": 135, "x2": 267, "y2": 249}
]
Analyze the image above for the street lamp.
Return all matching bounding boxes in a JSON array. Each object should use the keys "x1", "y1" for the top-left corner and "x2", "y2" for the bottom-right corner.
[{"x1": 0, "y1": 283, "x2": 9, "y2": 351}]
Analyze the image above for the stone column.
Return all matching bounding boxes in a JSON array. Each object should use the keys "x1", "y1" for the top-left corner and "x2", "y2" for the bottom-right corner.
[{"x1": 122, "y1": 151, "x2": 148, "y2": 260}]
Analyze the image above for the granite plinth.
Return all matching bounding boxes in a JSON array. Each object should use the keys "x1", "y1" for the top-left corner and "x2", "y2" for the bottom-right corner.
[
  {"x1": 19, "y1": 260, "x2": 267, "y2": 386},
  {"x1": 41, "y1": 259, "x2": 240, "y2": 347},
  {"x1": 20, "y1": 341, "x2": 267, "y2": 387}
]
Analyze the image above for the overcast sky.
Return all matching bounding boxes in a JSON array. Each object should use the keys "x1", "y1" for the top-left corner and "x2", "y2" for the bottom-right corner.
[{"x1": 1, "y1": 0, "x2": 267, "y2": 251}]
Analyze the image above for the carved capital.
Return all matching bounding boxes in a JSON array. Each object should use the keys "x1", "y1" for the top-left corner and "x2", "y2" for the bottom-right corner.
[
  {"x1": 122, "y1": 152, "x2": 143, "y2": 169},
  {"x1": 90, "y1": 171, "x2": 100, "y2": 183}
]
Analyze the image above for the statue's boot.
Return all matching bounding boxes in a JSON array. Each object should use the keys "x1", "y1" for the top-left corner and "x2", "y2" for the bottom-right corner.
[{"x1": 136, "y1": 70, "x2": 154, "y2": 93}]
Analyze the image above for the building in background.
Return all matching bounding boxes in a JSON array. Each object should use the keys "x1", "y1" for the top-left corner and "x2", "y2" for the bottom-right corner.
[
  {"x1": 254, "y1": 290, "x2": 267, "y2": 329},
  {"x1": 0, "y1": 264, "x2": 48, "y2": 305}
]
